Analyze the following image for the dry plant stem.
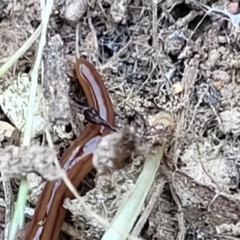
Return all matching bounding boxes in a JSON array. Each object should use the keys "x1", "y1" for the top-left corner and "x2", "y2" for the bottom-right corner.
[
  {"x1": 88, "y1": 16, "x2": 99, "y2": 55},
  {"x1": 8, "y1": 181, "x2": 28, "y2": 240},
  {"x1": 169, "y1": 182, "x2": 185, "y2": 240},
  {"x1": 0, "y1": 23, "x2": 43, "y2": 78},
  {"x1": 8, "y1": 1, "x2": 54, "y2": 239},
  {"x1": 101, "y1": 140, "x2": 166, "y2": 240},
  {"x1": 76, "y1": 22, "x2": 80, "y2": 59},
  {"x1": 152, "y1": 0, "x2": 158, "y2": 49},
  {"x1": 2, "y1": 173, "x2": 13, "y2": 240},
  {"x1": 22, "y1": 3, "x2": 53, "y2": 144}
]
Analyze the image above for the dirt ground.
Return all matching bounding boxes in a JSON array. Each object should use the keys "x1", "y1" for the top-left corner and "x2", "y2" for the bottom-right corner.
[{"x1": 1, "y1": 0, "x2": 240, "y2": 239}]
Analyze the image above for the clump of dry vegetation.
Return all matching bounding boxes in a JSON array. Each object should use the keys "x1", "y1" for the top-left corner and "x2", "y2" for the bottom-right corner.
[{"x1": 1, "y1": 0, "x2": 240, "y2": 239}]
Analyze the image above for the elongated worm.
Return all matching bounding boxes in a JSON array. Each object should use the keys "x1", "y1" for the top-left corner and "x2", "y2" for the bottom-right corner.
[{"x1": 25, "y1": 58, "x2": 115, "y2": 239}]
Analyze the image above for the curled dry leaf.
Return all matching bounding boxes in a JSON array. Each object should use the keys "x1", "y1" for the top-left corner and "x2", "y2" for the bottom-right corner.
[
  {"x1": 92, "y1": 126, "x2": 137, "y2": 176},
  {"x1": 0, "y1": 145, "x2": 59, "y2": 180}
]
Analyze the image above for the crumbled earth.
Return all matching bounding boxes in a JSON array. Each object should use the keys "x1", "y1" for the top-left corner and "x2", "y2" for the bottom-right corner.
[{"x1": 1, "y1": 0, "x2": 240, "y2": 239}]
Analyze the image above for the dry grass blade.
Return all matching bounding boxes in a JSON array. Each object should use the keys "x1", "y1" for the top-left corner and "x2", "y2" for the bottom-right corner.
[
  {"x1": 8, "y1": 0, "x2": 54, "y2": 239},
  {"x1": 102, "y1": 111, "x2": 174, "y2": 240},
  {"x1": 131, "y1": 179, "x2": 166, "y2": 237}
]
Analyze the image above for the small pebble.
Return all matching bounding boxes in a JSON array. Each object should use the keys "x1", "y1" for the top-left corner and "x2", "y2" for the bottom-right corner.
[
  {"x1": 213, "y1": 80, "x2": 222, "y2": 90},
  {"x1": 171, "y1": 82, "x2": 183, "y2": 94}
]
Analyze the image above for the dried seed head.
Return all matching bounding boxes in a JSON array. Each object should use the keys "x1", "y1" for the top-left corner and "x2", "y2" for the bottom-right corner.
[
  {"x1": 0, "y1": 145, "x2": 59, "y2": 180},
  {"x1": 92, "y1": 126, "x2": 137, "y2": 176}
]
